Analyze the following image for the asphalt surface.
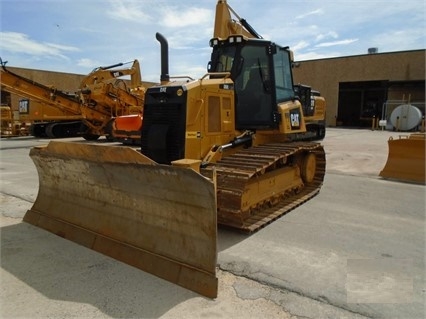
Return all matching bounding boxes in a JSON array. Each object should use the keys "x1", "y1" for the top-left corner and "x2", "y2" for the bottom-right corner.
[{"x1": 1, "y1": 128, "x2": 425, "y2": 319}]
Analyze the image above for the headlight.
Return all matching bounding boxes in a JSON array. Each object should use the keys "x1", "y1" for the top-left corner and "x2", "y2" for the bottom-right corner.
[{"x1": 209, "y1": 38, "x2": 219, "y2": 47}]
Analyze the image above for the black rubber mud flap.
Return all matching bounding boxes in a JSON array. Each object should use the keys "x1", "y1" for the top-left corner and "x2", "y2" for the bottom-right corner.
[{"x1": 24, "y1": 141, "x2": 218, "y2": 298}]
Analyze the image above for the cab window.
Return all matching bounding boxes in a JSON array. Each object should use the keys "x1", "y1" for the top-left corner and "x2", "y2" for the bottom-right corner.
[{"x1": 273, "y1": 49, "x2": 294, "y2": 102}]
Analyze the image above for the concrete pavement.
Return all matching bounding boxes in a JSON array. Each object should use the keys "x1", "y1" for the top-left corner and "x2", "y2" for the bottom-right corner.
[{"x1": 1, "y1": 129, "x2": 425, "y2": 318}]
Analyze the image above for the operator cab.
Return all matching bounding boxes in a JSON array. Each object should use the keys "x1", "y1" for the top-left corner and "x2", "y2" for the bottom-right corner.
[{"x1": 208, "y1": 35, "x2": 296, "y2": 130}]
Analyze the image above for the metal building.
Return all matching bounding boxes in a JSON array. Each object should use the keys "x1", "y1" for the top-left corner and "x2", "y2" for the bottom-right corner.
[{"x1": 293, "y1": 49, "x2": 425, "y2": 128}]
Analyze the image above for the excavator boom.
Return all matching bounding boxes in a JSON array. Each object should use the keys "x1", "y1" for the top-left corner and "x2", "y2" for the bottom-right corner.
[
  {"x1": 214, "y1": 0, "x2": 262, "y2": 39},
  {"x1": 80, "y1": 59, "x2": 142, "y2": 89}
]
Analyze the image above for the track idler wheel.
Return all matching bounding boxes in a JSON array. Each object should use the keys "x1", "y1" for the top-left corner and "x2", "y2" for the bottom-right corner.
[{"x1": 301, "y1": 152, "x2": 316, "y2": 183}]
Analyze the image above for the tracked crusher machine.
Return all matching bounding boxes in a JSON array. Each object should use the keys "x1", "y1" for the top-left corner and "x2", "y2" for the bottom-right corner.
[
  {"x1": 24, "y1": 0, "x2": 326, "y2": 298},
  {"x1": 0, "y1": 58, "x2": 145, "y2": 139}
]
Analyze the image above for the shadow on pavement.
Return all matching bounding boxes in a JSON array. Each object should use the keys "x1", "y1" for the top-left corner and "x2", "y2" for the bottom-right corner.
[{"x1": 1, "y1": 222, "x2": 199, "y2": 318}]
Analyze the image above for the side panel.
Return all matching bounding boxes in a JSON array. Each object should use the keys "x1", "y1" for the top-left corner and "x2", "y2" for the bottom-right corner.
[
  {"x1": 278, "y1": 100, "x2": 307, "y2": 134},
  {"x1": 24, "y1": 141, "x2": 218, "y2": 298}
]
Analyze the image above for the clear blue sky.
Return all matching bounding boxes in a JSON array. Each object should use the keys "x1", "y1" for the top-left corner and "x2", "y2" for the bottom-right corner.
[{"x1": 1, "y1": 0, "x2": 424, "y2": 83}]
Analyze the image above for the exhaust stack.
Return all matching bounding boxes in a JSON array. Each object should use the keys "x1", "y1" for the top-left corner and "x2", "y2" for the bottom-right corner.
[{"x1": 155, "y1": 32, "x2": 170, "y2": 84}]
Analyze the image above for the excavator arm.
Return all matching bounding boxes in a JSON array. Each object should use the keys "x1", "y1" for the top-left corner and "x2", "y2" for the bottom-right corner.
[
  {"x1": 79, "y1": 60, "x2": 143, "y2": 89},
  {"x1": 213, "y1": 0, "x2": 262, "y2": 39},
  {"x1": 78, "y1": 60, "x2": 145, "y2": 112}
]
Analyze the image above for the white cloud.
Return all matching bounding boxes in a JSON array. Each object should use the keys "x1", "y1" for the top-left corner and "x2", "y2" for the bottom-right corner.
[
  {"x1": 316, "y1": 39, "x2": 359, "y2": 48},
  {"x1": 315, "y1": 31, "x2": 338, "y2": 42},
  {"x1": 160, "y1": 7, "x2": 213, "y2": 28},
  {"x1": 107, "y1": 0, "x2": 153, "y2": 23},
  {"x1": 296, "y1": 9, "x2": 324, "y2": 20},
  {"x1": 0, "y1": 32, "x2": 79, "y2": 59},
  {"x1": 292, "y1": 41, "x2": 310, "y2": 51},
  {"x1": 166, "y1": 29, "x2": 213, "y2": 50},
  {"x1": 77, "y1": 58, "x2": 101, "y2": 68},
  {"x1": 370, "y1": 29, "x2": 425, "y2": 52},
  {"x1": 44, "y1": 42, "x2": 80, "y2": 52}
]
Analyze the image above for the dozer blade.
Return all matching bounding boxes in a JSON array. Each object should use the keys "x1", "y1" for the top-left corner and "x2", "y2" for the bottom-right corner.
[
  {"x1": 24, "y1": 141, "x2": 218, "y2": 298},
  {"x1": 379, "y1": 133, "x2": 426, "y2": 184}
]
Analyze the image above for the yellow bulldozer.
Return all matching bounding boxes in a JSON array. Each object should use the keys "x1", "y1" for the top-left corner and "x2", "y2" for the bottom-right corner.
[
  {"x1": 24, "y1": 0, "x2": 326, "y2": 298},
  {"x1": 293, "y1": 84, "x2": 326, "y2": 141}
]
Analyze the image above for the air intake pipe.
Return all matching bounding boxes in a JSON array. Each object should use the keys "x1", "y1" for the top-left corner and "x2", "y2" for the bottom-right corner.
[{"x1": 155, "y1": 32, "x2": 170, "y2": 84}]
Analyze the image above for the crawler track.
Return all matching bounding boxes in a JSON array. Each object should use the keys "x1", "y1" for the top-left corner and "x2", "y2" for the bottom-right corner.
[{"x1": 201, "y1": 142, "x2": 326, "y2": 233}]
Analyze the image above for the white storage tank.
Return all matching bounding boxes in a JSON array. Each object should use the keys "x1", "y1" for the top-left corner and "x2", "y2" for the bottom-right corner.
[{"x1": 390, "y1": 104, "x2": 422, "y2": 131}]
